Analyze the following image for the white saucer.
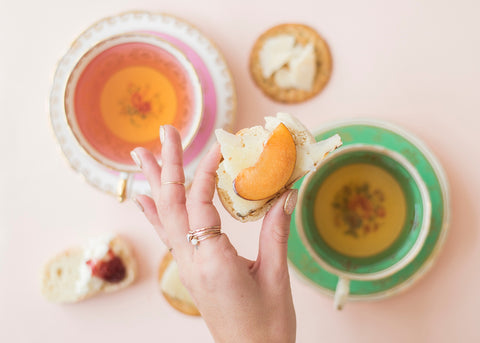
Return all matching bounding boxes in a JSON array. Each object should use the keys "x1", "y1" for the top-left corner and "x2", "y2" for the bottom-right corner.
[{"x1": 50, "y1": 11, "x2": 236, "y2": 200}]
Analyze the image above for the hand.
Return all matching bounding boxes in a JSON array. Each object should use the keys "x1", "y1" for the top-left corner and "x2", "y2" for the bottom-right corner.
[{"x1": 131, "y1": 125, "x2": 297, "y2": 343}]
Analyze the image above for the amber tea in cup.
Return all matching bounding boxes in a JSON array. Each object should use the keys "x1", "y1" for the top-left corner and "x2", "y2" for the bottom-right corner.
[
  {"x1": 297, "y1": 144, "x2": 431, "y2": 309},
  {"x1": 65, "y1": 33, "x2": 203, "y2": 172},
  {"x1": 313, "y1": 161, "x2": 407, "y2": 258}
]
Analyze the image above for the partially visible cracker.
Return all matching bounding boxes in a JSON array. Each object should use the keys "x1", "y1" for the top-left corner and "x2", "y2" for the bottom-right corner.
[
  {"x1": 158, "y1": 253, "x2": 201, "y2": 316},
  {"x1": 250, "y1": 23, "x2": 332, "y2": 103}
]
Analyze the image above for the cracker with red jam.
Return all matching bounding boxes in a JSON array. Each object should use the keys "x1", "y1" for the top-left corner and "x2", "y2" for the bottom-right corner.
[{"x1": 41, "y1": 235, "x2": 137, "y2": 303}]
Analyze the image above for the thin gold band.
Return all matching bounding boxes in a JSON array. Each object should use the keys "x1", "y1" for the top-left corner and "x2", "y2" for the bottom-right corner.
[
  {"x1": 189, "y1": 225, "x2": 221, "y2": 233},
  {"x1": 162, "y1": 181, "x2": 185, "y2": 185},
  {"x1": 187, "y1": 226, "x2": 222, "y2": 246}
]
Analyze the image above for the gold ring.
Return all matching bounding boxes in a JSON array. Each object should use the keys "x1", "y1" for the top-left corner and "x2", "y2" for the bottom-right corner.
[
  {"x1": 187, "y1": 225, "x2": 222, "y2": 246},
  {"x1": 162, "y1": 181, "x2": 185, "y2": 185}
]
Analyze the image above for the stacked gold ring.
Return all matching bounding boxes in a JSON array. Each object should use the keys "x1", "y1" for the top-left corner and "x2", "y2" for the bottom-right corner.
[
  {"x1": 187, "y1": 225, "x2": 222, "y2": 246},
  {"x1": 162, "y1": 181, "x2": 185, "y2": 185}
]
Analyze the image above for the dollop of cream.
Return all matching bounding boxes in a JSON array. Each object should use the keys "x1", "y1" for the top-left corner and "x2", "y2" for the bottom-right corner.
[{"x1": 75, "y1": 234, "x2": 114, "y2": 296}]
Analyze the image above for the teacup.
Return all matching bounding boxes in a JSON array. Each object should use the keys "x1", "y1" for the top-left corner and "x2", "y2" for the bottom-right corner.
[
  {"x1": 296, "y1": 144, "x2": 431, "y2": 309},
  {"x1": 64, "y1": 33, "x2": 203, "y2": 173}
]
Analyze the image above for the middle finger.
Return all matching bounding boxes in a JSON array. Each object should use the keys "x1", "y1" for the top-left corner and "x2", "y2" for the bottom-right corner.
[{"x1": 156, "y1": 126, "x2": 191, "y2": 258}]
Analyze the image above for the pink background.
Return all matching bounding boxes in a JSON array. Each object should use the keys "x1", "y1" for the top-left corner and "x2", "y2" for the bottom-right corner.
[{"x1": 1, "y1": 0, "x2": 479, "y2": 342}]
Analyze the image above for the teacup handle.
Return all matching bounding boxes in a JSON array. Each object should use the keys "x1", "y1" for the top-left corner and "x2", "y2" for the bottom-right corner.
[{"x1": 334, "y1": 277, "x2": 350, "y2": 310}]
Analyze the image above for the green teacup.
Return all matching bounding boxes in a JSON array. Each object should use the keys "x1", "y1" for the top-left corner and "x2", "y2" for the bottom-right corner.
[{"x1": 296, "y1": 144, "x2": 431, "y2": 309}]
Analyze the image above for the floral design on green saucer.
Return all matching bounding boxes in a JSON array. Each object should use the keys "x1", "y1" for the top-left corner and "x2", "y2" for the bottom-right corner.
[{"x1": 287, "y1": 120, "x2": 450, "y2": 300}]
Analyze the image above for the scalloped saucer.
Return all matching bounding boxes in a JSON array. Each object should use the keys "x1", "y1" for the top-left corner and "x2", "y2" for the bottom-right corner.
[{"x1": 50, "y1": 11, "x2": 236, "y2": 200}]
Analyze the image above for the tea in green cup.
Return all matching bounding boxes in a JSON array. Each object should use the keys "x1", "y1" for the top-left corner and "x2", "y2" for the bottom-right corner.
[{"x1": 296, "y1": 144, "x2": 431, "y2": 309}]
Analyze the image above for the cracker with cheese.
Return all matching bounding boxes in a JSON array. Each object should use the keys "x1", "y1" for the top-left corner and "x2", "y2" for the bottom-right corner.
[
  {"x1": 250, "y1": 23, "x2": 332, "y2": 103},
  {"x1": 215, "y1": 113, "x2": 342, "y2": 222}
]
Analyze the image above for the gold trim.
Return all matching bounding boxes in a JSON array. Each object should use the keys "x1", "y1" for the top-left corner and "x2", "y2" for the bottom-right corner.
[
  {"x1": 64, "y1": 32, "x2": 204, "y2": 173},
  {"x1": 117, "y1": 175, "x2": 128, "y2": 202},
  {"x1": 66, "y1": 10, "x2": 237, "y2": 131},
  {"x1": 163, "y1": 11, "x2": 237, "y2": 131}
]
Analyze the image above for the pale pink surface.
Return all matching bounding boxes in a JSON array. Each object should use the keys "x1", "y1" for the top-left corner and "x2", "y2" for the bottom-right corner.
[{"x1": 1, "y1": 1, "x2": 479, "y2": 342}]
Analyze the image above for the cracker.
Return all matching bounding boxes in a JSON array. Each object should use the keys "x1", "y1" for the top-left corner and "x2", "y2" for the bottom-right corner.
[
  {"x1": 158, "y1": 253, "x2": 201, "y2": 316},
  {"x1": 249, "y1": 23, "x2": 332, "y2": 103},
  {"x1": 215, "y1": 113, "x2": 342, "y2": 223}
]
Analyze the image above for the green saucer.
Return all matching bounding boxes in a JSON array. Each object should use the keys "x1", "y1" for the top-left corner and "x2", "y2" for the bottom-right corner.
[{"x1": 287, "y1": 119, "x2": 450, "y2": 301}]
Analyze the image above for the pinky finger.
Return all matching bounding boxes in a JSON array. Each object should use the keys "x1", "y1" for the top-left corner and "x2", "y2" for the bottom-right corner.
[
  {"x1": 134, "y1": 195, "x2": 161, "y2": 227},
  {"x1": 133, "y1": 195, "x2": 169, "y2": 247}
]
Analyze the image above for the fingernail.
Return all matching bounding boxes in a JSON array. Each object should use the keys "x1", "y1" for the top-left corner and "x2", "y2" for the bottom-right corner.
[
  {"x1": 130, "y1": 150, "x2": 142, "y2": 169},
  {"x1": 283, "y1": 189, "x2": 298, "y2": 216},
  {"x1": 159, "y1": 126, "x2": 165, "y2": 144},
  {"x1": 132, "y1": 197, "x2": 144, "y2": 212}
]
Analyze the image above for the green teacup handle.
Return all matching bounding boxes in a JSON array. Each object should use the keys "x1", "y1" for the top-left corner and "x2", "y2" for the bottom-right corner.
[{"x1": 334, "y1": 277, "x2": 350, "y2": 310}]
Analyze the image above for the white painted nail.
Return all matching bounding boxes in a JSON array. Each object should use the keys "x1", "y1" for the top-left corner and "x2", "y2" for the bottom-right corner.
[
  {"x1": 159, "y1": 126, "x2": 165, "y2": 144},
  {"x1": 132, "y1": 197, "x2": 144, "y2": 212},
  {"x1": 130, "y1": 150, "x2": 142, "y2": 169}
]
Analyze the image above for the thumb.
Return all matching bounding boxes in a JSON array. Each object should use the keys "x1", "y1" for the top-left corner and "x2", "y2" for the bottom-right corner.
[{"x1": 257, "y1": 189, "x2": 298, "y2": 278}]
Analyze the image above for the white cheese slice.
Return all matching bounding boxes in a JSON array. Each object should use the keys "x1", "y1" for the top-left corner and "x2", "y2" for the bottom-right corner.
[
  {"x1": 216, "y1": 126, "x2": 270, "y2": 179},
  {"x1": 291, "y1": 135, "x2": 342, "y2": 181},
  {"x1": 216, "y1": 127, "x2": 271, "y2": 215},
  {"x1": 160, "y1": 260, "x2": 196, "y2": 308},
  {"x1": 264, "y1": 112, "x2": 315, "y2": 144},
  {"x1": 274, "y1": 43, "x2": 316, "y2": 91},
  {"x1": 259, "y1": 34, "x2": 296, "y2": 78}
]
